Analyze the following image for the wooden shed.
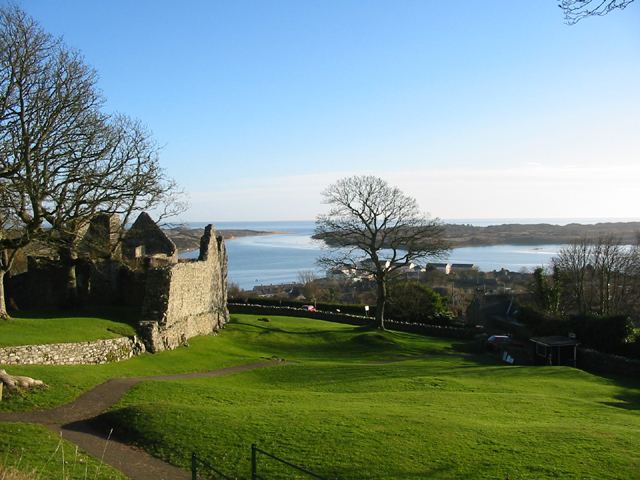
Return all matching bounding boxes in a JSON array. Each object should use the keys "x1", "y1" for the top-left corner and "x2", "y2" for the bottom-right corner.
[{"x1": 530, "y1": 336, "x2": 579, "y2": 367}]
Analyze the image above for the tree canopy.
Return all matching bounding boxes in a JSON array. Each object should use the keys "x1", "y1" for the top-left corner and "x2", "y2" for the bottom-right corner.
[
  {"x1": 387, "y1": 281, "x2": 453, "y2": 325},
  {"x1": 315, "y1": 175, "x2": 449, "y2": 329},
  {"x1": 0, "y1": 6, "x2": 183, "y2": 316}
]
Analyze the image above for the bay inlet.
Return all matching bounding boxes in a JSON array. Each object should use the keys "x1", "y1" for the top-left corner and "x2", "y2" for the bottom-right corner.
[{"x1": 181, "y1": 220, "x2": 577, "y2": 290}]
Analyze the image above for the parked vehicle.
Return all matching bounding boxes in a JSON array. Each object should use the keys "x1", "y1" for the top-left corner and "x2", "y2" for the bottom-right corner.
[{"x1": 301, "y1": 305, "x2": 317, "y2": 312}]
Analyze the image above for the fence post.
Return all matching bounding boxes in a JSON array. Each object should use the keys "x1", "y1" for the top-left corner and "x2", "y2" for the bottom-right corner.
[
  {"x1": 251, "y1": 443, "x2": 258, "y2": 480},
  {"x1": 191, "y1": 452, "x2": 197, "y2": 480}
]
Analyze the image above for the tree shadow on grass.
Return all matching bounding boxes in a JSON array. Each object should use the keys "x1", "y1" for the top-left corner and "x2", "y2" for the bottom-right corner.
[
  {"x1": 602, "y1": 392, "x2": 640, "y2": 410},
  {"x1": 599, "y1": 374, "x2": 640, "y2": 411},
  {"x1": 229, "y1": 320, "x2": 451, "y2": 362},
  {"x1": 231, "y1": 319, "x2": 360, "y2": 336},
  {"x1": 8, "y1": 306, "x2": 141, "y2": 325},
  {"x1": 450, "y1": 338, "x2": 640, "y2": 410}
]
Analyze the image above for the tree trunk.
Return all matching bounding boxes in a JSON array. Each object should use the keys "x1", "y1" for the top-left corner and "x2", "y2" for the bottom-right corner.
[
  {"x1": 0, "y1": 270, "x2": 8, "y2": 319},
  {"x1": 66, "y1": 263, "x2": 78, "y2": 305},
  {"x1": 60, "y1": 248, "x2": 79, "y2": 306},
  {"x1": 375, "y1": 278, "x2": 386, "y2": 330}
]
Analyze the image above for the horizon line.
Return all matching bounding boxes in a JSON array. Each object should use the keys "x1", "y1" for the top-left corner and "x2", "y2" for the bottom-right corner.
[{"x1": 177, "y1": 216, "x2": 640, "y2": 224}]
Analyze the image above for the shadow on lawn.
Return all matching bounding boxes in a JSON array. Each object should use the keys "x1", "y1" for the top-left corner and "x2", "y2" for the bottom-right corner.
[
  {"x1": 450, "y1": 336, "x2": 640, "y2": 410},
  {"x1": 8, "y1": 306, "x2": 141, "y2": 325},
  {"x1": 600, "y1": 374, "x2": 640, "y2": 411},
  {"x1": 603, "y1": 392, "x2": 640, "y2": 410},
  {"x1": 231, "y1": 320, "x2": 451, "y2": 361},
  {"x1": 232, "y1": 319, "x2": 361, "y2": 336}
]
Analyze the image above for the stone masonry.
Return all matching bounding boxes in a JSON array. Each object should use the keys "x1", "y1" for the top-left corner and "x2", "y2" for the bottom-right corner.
[
  {"x1": 5, "y1": 214, "x2": 229, "y2": 357},
  {"x1": 138, "y1": 224, "x2": 229, "y2": 352},
  {"x1": 0, "y1": 336, "x2": 145, "y2": 366}
]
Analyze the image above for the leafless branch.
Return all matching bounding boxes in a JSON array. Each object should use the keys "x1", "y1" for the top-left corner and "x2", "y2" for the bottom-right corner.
[
  {"x1": 315, "y1": 175, "x2": 449, "y2": 329},
  {"x1": 559, "y1": 0, "x2": 635, "y2": 24}
]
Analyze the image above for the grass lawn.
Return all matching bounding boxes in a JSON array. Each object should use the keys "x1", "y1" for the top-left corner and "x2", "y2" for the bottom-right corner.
[
  {"x1": 0, "y1": 310, "x2": 137, "y2": 347},
  {"x1": 2, "y1": 314, "x2": 639, "y2": 479},
  {"x1": 97, "y1": 315, "x2": 640, "y2": 480},
  {"x1": 0, "y1": 423, "x2": 127, "y2": 479}
]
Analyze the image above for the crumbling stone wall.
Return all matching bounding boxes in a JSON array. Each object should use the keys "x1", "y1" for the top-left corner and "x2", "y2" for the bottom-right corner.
[
  {"x1": 139, "y1": 225, "x2": 228, "y2": 352},
  {"x1": 4, "y1": 215, "x2": 229, "y2": 356},
  {"x1": 122, "y1": 212, "x2": 177, "y2": 263},
  {"x1": 0, "y1": 336, "x2": 145, "y2": 365},
  {"x1": 78, "y1": 213, "x2": 122, "y2": 260}
]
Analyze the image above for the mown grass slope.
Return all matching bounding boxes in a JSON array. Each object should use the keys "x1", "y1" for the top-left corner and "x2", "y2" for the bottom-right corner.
[
  {"x1": 98, "y1": 315, "x2": 640, "y2": 480},
  {"x1": 0, "y1": 310, "x2": 137, "y2": 347}
]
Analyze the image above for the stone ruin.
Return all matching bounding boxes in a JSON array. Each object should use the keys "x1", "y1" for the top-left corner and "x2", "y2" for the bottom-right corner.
[
  {"x1": 5, "y1": 213, "x2": 229, "y2": 353},
  {"x1": 137, "y1": 223, "x2": 229, "y2": 352}
]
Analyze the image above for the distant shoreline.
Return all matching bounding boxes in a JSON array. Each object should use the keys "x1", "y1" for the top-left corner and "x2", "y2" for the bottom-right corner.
[
  {"x1": 443, "y1": 221, "x2": 640, "y2": 247},
  {"x1": 168, "y1": 221, "x2": 640, "y2": 253},
  {"x1": 165, "y1": 227, "x2": 284, "y2": 252},
  {"x1": 315, "y1": 221, "x2": 640, "y2": 248},
  {"x1": 219, "y1": 229, "x2": 285, "y2": 240}
]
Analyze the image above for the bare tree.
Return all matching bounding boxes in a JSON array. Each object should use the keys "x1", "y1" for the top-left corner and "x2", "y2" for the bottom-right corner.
[
  {"x1": 297, "y1": 270, "x2": 319, "y2": 302},
  {"x1": 315, "y1": 175, "x2": 449, "y2": 329},
  {"x1": 553, "y1": 236, "x2": 640, "y2": 317},
  {"x1": 553, "y1": 239, "x2": 592, "y2": 313},
  {"x1": 560, "y1": 0, "x2": 635, "y2": 24},
  {"x1": 0, "y1": 7, "x2": 185, "y2": 315},
  {"x1": 0, "y1": 6, "x2": 101, "y2": 316},
  {"x1": 48, "y1": 115, "x2": 185, "y2": 303}
]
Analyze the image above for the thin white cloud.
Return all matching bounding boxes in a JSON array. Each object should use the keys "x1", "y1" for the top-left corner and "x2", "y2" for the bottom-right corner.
[{"x1": 187, "y1": 163, "x2": 640, "y2": 221}]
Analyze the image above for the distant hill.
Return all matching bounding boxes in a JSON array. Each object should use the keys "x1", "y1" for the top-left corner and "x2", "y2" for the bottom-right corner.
[
  {"x1": 443, "y1": 222, "x2": 640, "y2": 247},
  {"x1": 314, "y1": 222, "x2": 640, "y2": 248},
  {"x1": 166, "y1": 222, "x2": 640, "y2": 252},
  {"x1": 165, "y1": 227, "x2": 278, "y2": 251}
]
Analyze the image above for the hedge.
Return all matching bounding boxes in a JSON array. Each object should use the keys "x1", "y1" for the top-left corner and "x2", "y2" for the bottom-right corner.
[
  {"x1": 228, "y1": 297, "x2": 375, "y2": 316},
  {"x1": 577, "y1": 347, "x2": 640, "y2": 377}
]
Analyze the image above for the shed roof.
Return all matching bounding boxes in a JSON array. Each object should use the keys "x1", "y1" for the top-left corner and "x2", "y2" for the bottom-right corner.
[{"x1": 530, "y1": 336, "x2": 579, "y2": 347}]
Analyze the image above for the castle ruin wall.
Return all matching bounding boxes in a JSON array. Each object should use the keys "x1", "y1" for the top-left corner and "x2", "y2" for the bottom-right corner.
[{"x1": 139, "y1": 225, "x2": 229, "y2": 352}]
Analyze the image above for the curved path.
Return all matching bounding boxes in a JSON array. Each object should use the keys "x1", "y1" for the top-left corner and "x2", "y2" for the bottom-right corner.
[{"x1": 0, "y1": 360, "x2": 281, "y2": 480}]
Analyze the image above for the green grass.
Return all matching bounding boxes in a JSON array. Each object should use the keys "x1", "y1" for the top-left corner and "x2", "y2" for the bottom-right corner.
[
  {"x1": 0, "y1": 311, "x2": 137, "y2": 347},
  {"x1": 2, "y1": 314, "x2": 640, "y2": 479},
  {"x1": 0, "y1": 423, "x2": 127, "y2": 479},
  {"x1": 96, "y1": 315, "x2": 640, "y2": 480},
  {"x1": 0, "y1": 314, "x2": 444, "y2": 412}
]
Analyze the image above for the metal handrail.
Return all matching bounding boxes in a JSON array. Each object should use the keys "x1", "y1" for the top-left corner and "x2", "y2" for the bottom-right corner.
[
  {"x1": 192, "y1": 452, "x2": 235, "y2": 480},
  {"x1": 251, "y1": 444, "x2": 327, "y2": 480}
]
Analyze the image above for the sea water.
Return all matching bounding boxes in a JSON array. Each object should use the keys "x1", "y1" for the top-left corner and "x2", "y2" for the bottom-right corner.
[{"x1": 181, "y1": 219, "x2": 633, "y2": 290}]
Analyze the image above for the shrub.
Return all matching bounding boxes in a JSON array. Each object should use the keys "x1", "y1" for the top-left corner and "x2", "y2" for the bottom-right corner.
[
  {"x1": 517, "y1": 305, "x2": 571, "y2": 337},
  {"x1": 517, "y1": 306, "x2": 636, "y2": 356},
  {"x1": 386, "y1": 282, "x2": 453, "y2": 325},
  {"x1": 569, "y1": 314, "x2": 635, "y2": 355}
]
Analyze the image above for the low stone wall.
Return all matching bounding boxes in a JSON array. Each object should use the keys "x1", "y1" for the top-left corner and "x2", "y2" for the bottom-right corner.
[{"x1": 0, "y1": 336, "x2": 145, "y2": 366}]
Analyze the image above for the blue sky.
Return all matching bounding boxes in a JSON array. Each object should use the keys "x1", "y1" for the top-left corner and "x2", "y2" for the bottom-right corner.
[{"x1": 16, "y1": 0, "x2": 640, "y2": 221}]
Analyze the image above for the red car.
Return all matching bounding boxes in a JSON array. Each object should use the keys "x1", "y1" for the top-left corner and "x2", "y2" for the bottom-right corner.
[{"x1": 301, "y1": 305, "x2": 317, "y2": 312}]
